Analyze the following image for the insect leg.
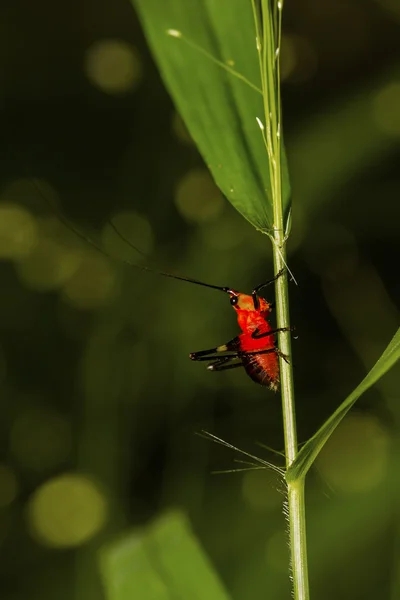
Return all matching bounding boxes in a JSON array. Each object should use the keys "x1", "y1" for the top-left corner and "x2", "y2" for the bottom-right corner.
[
  {"x1": 193, "y1": 346, "x2": 289, "y2": 364},
  {"x1": 251, "y1": 326, "x2": 294, "y2": 339},
  {"x1": 189, "y1": 337, "x2": 240, "y2": 361},
  {"x1": 239, "y1": 347, "x2": 290, "y2": 364},
  {"x1": 207, "y1": 357, "x2": 244, "y2": 372}
]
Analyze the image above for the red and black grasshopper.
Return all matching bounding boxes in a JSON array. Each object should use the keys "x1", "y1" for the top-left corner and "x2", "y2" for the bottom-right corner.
[
  {"x1": 93, "y1": 222, "x2": 292, "y2": 390},
  {"x1": 188, "y1": 269, "x2": 291, "y2": 391},
  {"x1": 33, "y1": 192, "x2": 291, "y2": 390},
  {"x1": 101, "y1": 228, "x2": 291, "y2": 389}
]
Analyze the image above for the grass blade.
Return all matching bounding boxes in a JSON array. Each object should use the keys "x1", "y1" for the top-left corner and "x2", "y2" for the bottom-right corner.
[
  {"x1": 287, "y1": 328, "x2": 400, "y2": 482},
  {"x1": 132, "y1": 0, "x2": 290, "y2": 231},
  {"x1": 100, "y1": 511, "x2": 231, "y2": 600}
]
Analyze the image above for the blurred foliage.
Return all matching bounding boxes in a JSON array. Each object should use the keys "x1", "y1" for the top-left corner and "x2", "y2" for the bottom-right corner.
[
  {"x1": 101, "y1": 511, "x2": 230, "y2": 600},
  {"x1": 0, "y1": 1, "x2": 399, "y2": 599}
]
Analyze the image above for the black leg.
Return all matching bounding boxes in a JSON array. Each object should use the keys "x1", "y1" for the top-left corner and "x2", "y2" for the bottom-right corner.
[
  {"x1": 208, "y1": 359, "x2": 244, "y2": 372},
  {"x1": 190, "y1": 352, "x2": 233, "y2": 362},
  {"x1": 251, "y1": 326, "x2": 294, "y2": 340},
  {"x1": 192, "y1": 346, "x2": 289, "y2": 364},
  {"x1": 189, "y1": 336, "x2": 240, "y2": 361},
  {"x1": 251, "y1": 268, "x2": 286, "y2": 310},
  {"x1": 238, "y1": 347, "x2": 290, "y2": 364}
]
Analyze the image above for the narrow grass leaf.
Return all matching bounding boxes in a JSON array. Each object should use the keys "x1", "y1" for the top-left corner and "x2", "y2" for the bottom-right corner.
[
  {"x1": 286, "y1": 328, "x2": 400, "y2": 482},
  {"x1": 132, "y1": 0, "x2": 290, "y2": 231},
  {"x1": 100, "y1": 510, "x2": 231, "y2": 600}
]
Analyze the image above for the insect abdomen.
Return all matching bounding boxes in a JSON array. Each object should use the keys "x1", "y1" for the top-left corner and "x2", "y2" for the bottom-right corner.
[{"x1": 242, "y1": 352, "x2": 280, "y2": 390}]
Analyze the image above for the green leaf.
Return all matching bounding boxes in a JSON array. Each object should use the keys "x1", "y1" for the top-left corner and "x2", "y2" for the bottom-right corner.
[
  {"x1": 286, "y1": 328, "x2": 400, "y2": 482},
  {"x1": 100, "y1": 510, "x2": 231, "y2": 600},
  {"x1": 132, "y1": 0, "x2": 290, "y2": 232}
]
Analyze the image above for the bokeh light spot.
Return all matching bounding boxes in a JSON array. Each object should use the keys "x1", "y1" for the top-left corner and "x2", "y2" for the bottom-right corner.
[
  {"x1": 200, "y1": 215, "x2": 247, "y2": 250},
  {"x1": 316, "y1": 414, "x2": 390, "y2": 493},
  {"x1": 372, "y1": 81, "x2": 400, "y2": 137},
  {"x1": 85, "y1": 39, "x2": 142, "y2": 95},
  {"x1": 17, "y1": 239, "x2": 80, "y2": 291},
  {"x1": 242, "y1": 470, "x2": 282, "y2": 512},
  {"x1": 175, "y1": 169, "x2": 224, "y2": 223},
  {"x1": 0, "y1": 178, "x2": 59, "y2": 214},
  {"x1": 62, "y1": 252, "x2": 118, "y2": 309},
  {"x1": 27, "y1": 473, "x2": 108, "y2": 548},
  {"x1": 10, "y1": 407, "x2": 72, "y2": 471},
  {"x1": 16, "y1": 216, "x2": 82, "y2": 292},
  {"x1": 102, "y1": 210, "x2": 153, "y2": 262},
  {"x1": 0, "y1": 464, "x2": 19, "y2": 507},
  {"x1": 0, "y1": 203, "x2": 37, "y2": 260}
]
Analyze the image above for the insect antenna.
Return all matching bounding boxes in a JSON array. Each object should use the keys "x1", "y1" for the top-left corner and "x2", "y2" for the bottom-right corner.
[
  {"x1": 31, "y1": 178, "x2": 230, "y2": 295},
  {"x1": 107, "y1": 218, "x2": 147, "y2": 259}
]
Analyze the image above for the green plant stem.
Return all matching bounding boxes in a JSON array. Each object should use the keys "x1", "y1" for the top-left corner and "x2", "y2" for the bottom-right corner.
[
  {"x1": 253, "y1": 1, "x2": 310, "y2": 598},
  {"x1": 286, "y1": 478, "x2": 309, "y2": 599},
  {"x1": 272, "y1": 196, "x2": 309, "y2": 600}
]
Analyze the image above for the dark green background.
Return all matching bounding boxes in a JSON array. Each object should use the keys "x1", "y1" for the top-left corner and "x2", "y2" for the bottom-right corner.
[{"x1": 0, "y1": 1, "x2": 399, "y2": 599}]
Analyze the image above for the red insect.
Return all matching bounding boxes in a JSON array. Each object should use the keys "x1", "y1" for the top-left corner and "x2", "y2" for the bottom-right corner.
[
  {"x1": 187, "y1": 270, "x2": 290, "y2": 391},
  {"x1": 105, "y1": 227, "x2": 291, "y2": 389},
  {"x1": 125, "y1": 266, "x2": 290, "y2": 389},
  {"x1": 41, "y1": 202, "x2": 290, "y2": 390}
]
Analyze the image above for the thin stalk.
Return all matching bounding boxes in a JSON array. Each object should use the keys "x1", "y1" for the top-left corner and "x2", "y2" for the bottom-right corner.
[{"x1": 252, "y1": 1, "x2": 310, "y2": 598}]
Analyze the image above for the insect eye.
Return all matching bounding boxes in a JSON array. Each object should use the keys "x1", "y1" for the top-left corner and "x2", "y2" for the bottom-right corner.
[{"x1": 230, "y1": 296, "x2": 239, "y2": 306}]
